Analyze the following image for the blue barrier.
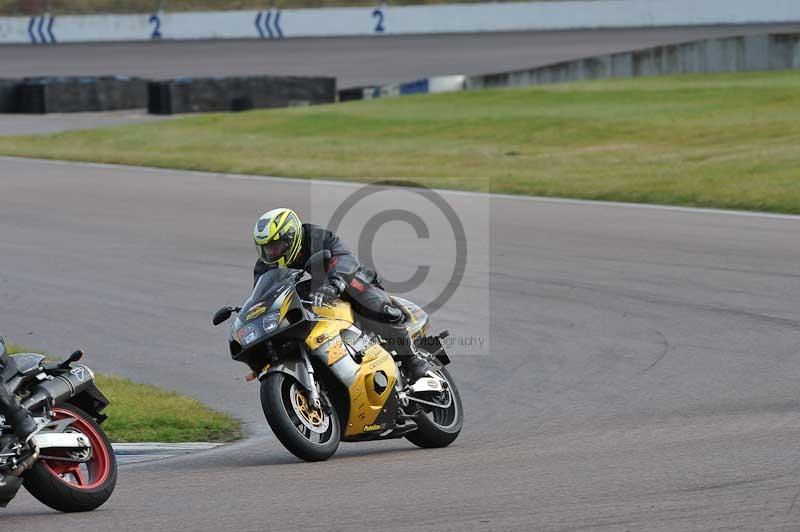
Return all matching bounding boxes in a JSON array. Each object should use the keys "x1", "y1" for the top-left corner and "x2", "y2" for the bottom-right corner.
[
  {"x1": 399, "y1": 79, "x2": 429, "y2": 95},
  {"x1": 347, "y1": 75, "x2": 465, "y2": 101}
]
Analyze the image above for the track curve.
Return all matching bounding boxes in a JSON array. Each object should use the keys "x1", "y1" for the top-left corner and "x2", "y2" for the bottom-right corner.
[{"x1": 1, "y1": 157, "x2": 800, "y2": 530}]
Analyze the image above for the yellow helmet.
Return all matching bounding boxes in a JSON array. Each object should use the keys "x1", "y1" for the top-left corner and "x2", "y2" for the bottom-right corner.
[{"x1": 253, "y1": 208, "x2": 303, "y2": 267}]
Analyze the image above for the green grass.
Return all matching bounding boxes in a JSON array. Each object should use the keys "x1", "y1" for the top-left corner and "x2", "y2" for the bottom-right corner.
[
  {"x1": 3, "y1": 70, "x2": 800, "y2": 213},
  {"x1": 1, "y1": 0, "x2": 569, "y2": 15},
  {"x1": 5, "y1": 343, "x2": 241, "y2": 443}
]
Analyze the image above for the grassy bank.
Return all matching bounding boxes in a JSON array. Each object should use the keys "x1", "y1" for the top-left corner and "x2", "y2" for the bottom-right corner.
[
  {"x1": 5, "y1": 343, "x2": 241, "y2": 443},
  {"x1": 2, "y1": 71, "x2": 800, "y2": 213},
  {"x1": 0, "y1": 0, "x2": 559, "y2": 15}
]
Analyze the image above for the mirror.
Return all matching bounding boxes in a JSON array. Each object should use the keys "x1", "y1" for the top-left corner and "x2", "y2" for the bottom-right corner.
[{"x1": 213, "y1": 306, "x2": 234, "y2": 326}]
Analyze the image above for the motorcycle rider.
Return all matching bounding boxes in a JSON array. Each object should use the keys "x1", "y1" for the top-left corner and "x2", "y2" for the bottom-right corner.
[
  {"x1": 0, "y1": 336, "x2": 38, "y2": 441},
  {"x1": 252, "y1": 208, "x2": 431, "y2": 382}
]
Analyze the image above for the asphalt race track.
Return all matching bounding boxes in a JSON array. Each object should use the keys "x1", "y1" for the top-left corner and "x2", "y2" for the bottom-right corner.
[
  {"x1": 1, "y1": 156, "x2": 800, "y2": 531},
  {"x1": 3, "y1": 25, "x2": 800, "y2": 88}
]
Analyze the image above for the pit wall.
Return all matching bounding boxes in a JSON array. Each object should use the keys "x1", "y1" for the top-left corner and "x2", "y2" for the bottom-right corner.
[{"x1": 1, "y1": 0, "x2": 800, "y2": 45}]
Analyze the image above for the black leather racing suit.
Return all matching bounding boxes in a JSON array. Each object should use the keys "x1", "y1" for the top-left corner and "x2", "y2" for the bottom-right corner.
[
  {"x1": 253, "y1": 223, "x2": 415, "y2": 359},
  {"x1": 0, "y1": 350, "x2": 37, "y2": 439}
]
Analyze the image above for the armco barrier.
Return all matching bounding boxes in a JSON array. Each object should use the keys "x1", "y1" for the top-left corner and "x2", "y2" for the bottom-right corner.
[
  {"x1": 465, "y1": 33, "x2": 800, "y2": 90},
  {"x1": 1, "y1": 0, "x2": 800, "y2": 44},
  {"x1": 365, "y1": 75, "x2": 466, "y2": 99},
  {"x1": 147, "y1": 75, "x2": 336, "y2": 115},
  {"x1": 341, "y1": 75, "x2": 466, "y2": 101},
  {"x1": 15, "y1": 76, "x2": 147, "y2": 113}
]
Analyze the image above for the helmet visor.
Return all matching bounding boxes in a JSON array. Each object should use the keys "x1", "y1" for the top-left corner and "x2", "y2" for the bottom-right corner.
[{"x1": 258, "y1": 239, "x2": 289, "y2": 263}]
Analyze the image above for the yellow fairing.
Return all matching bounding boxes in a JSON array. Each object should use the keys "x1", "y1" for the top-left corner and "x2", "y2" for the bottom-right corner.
[
  {"x1": 305, "y1": 301, "x2": 354, "y2": 351},
  {"x1": 301, "y1": 300, "x2": 399, "y2": 437},
  {"x1": 344, "y1": 343, "x2": 397, "y2": 437},
  {"x1": 278, "y1": 292, "x2": 293, "y2": 319},
  {"x1": 313, "y1": 301, "x2": 354, "y2": 323}
]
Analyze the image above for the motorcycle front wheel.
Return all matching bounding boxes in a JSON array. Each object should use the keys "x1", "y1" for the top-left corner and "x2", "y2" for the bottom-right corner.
[
  {"x1": 260, "y1": 372, "x2": 340, "y2": 462},
  {"x1": 24, "y1": 404, "x2": 117, "y2": 512}
]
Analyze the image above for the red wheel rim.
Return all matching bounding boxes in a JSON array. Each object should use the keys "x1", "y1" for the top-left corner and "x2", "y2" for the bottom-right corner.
[{"x1": 40, "y1": 408, "x2": 111, "y2": 490}]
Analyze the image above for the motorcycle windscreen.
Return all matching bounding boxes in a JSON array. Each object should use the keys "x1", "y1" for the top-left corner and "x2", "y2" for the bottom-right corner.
[{"x1": 240, "y1": 268, "x2": 301, "y2": 320}]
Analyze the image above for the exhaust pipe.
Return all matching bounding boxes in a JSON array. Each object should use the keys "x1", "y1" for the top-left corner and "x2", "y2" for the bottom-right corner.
[{"x1": 21, "y1": 365, "x2": 95, "y2": 412}]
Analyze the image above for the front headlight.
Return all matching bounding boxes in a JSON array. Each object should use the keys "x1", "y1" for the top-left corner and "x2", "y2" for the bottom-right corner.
[
  {"x1": 262, "y1": 311, "x2": 281, "y2": 333},
  {"x1": 238, "y1": 325, "x2": 258, "y2": 345}
]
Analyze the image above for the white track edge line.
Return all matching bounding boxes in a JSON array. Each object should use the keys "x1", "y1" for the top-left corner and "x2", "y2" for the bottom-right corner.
[{"x1": 3, "y1": 155, "x2": 799, "y2": 221}]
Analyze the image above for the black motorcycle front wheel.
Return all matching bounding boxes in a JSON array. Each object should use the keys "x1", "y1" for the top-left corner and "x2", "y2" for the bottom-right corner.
[
  {"x1": 24, "y1": 404, "x2": 117, "y2": 513},
  {"x1": 260, "y1": 372, "x2": 340, "y2": 462}
]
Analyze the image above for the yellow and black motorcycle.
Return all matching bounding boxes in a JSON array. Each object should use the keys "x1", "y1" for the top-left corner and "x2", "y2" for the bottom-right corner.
[{"x1": 213, "y1": 251, "x2": 462, "y2": 461}]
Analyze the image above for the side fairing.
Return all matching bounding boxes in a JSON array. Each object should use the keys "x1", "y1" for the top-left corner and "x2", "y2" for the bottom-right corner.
[
  {"x1": 306, "y1": 308, "x2": 401, "y2": 438},
  {"x1": 343, "y1": 342, "x2": 398, "y2": 437}
]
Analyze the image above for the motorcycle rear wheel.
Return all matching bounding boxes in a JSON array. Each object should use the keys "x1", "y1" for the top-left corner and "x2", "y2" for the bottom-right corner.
[
  {"x1": 405, "y1": 367, "x2": 463, "y2": 449},
  {"x1": 24, "y1": 404, "x2": 117, "y2": 512},
  {"x1": 260, "y1": 372, "x2": 340, "y2": 462}
]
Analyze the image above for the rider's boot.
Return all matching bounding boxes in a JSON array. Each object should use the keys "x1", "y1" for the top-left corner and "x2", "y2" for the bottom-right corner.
[
  {"x1": 401, "y1": 350, "x2": 432, "y2": 383},
  {"x1": 0, "y1": 385, "x2": 37, "y2": 441},
  {"x1": 374, "y1": 307, "x2": 432, "y2": 384}
]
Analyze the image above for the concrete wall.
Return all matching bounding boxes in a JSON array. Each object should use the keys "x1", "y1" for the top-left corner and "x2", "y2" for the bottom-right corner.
[
  {"x1": 1, "y1": 0, "x2": 800, "y2": 45},
  {"x1": 465, "y1": 32, "x2": 800, "y2": 89},
  {"x1": 340, "y1": 32, "x2": 800, "y2": 100}
]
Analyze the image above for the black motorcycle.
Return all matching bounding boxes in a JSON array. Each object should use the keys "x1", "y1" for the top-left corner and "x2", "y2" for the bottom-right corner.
[{"x1": 0, "y1": 336, "x2": 117, "y2": 512}]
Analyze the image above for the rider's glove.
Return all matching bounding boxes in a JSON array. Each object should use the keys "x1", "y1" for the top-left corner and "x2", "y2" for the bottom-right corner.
[{"x1": 313, "y1": 277, "x2": 346, "y2": 306}]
